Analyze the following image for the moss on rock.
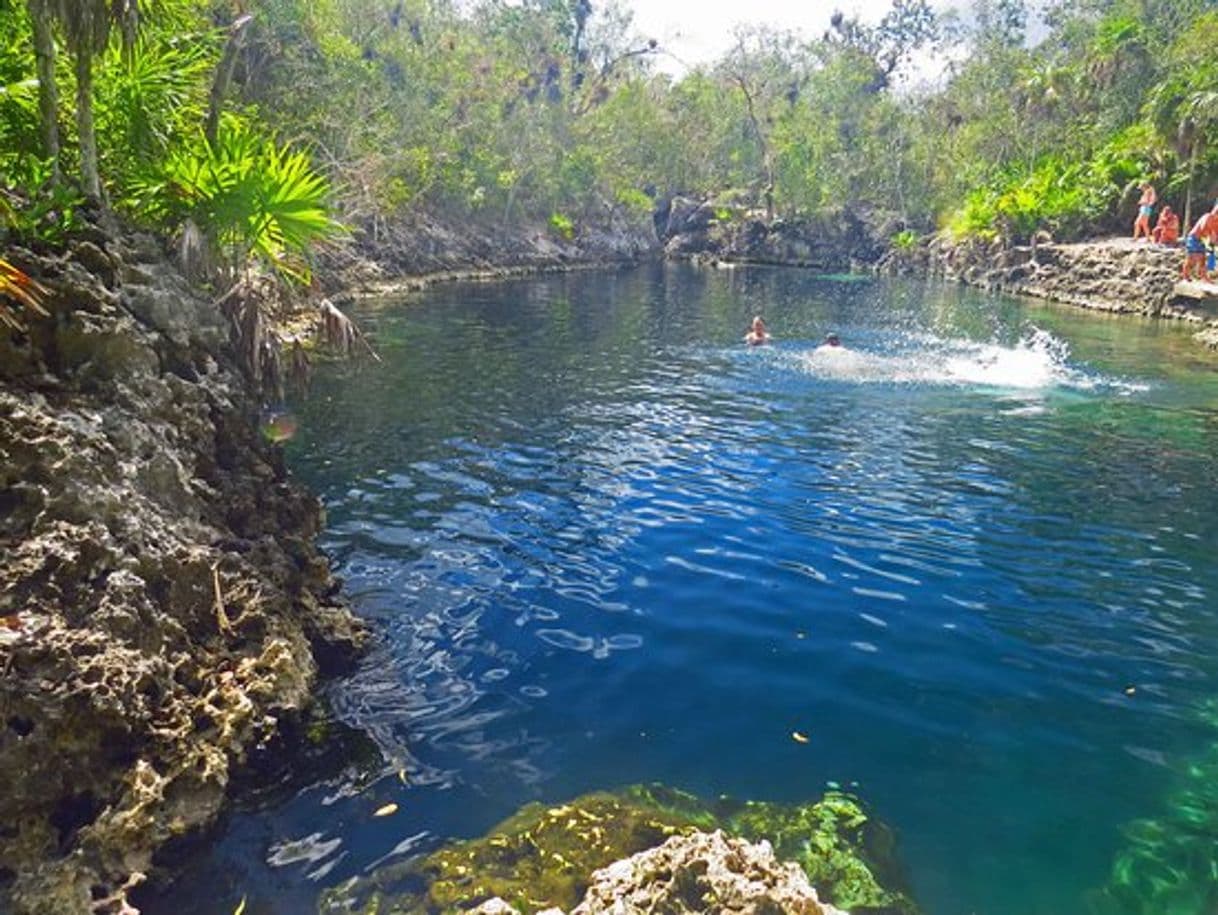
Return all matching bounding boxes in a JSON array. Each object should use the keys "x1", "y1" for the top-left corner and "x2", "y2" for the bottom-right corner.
[{"x1": 319, "y1": 785, "x2": 918, "y2": 915}]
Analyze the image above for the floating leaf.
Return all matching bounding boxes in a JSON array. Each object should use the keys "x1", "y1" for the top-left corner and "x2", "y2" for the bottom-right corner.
[
  {"x1": 233, "y1": 897, "x2": 246, "y2": 915},
  {"x1": 374, "y1": 802, "x2": 399, "y2": 817},
  {"x1": 1124, "y1": 685, "x2": 1137, "y2": 696},
  {"x1": 397, "y1": 769, "x2": 409, "y2": 784},
  {"x1": 792, "y1": 731, "x2": 810, "y2": 744}
]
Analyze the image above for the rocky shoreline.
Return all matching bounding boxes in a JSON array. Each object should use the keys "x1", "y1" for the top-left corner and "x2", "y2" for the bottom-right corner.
[
  {"x1": 324, "y1": 198, "x2": 892, "y2": 299},
  {"x1": 0, "y1": 226, "x2": 365, "y2": 914},
  {"x1": 876, "y1": 233, "x2": 1218, "y2": 346},
  {"x1": 7, "y1": 203, "x2": 1217, "y2": 915}
]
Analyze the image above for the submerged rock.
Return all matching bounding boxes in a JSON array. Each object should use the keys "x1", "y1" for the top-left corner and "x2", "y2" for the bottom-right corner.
[
  {"x1": 319, "y1": 785, "x2": 918, "y2": 915},
  {"x1": 0, "y1": 226, "x2": 365, "y2": 914}
]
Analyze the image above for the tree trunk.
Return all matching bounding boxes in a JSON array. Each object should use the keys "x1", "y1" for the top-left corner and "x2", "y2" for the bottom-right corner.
[
  {"x1": 1185, "y1": 140, "x2": 1197, "y2": 233},
  {"x1": 732, "y1": 75, "x2": 775, "y2": 220},
  {"x1": 74, "y1": 50, "x2": 101, "y2": 200},
  {"x1": 205, "y1": 14, "x2": 253, "y2": 146},
  {"x1": 27, "y1": 0, "x2": 59, "y2": 178}
]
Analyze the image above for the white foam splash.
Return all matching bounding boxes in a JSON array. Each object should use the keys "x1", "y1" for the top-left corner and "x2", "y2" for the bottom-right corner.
[{"x1": 800, "y1": 328, "x2": 1145, "y2": 393}]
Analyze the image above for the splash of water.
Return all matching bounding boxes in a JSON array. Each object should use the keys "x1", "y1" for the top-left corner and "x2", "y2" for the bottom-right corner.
[{"x1": 798, "y1": 328, "x2": 1143, "y2": 393}]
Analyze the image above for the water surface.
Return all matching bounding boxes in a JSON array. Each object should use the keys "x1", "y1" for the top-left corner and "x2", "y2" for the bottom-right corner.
[{"x1": 150, "y1": 264, "x2": 1218, "y2": 915}]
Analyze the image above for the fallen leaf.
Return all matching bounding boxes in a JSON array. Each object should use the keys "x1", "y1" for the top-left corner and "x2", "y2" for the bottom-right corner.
[
  {"x1": 1124, "y1": 685, "x2": 1137, "y2": 696},
  {"x1": 792, "y1": 731, "x2": 810, "y2": 744},
  {"x1": 233, "y1": 897, "x2": 247, "y2": 915},
  {"x1": 397, "y1": 768, "x2": 409, "y2": 785},
  {"x1": 1, "y1": 614, "x2": 22, "y2": 631},
  {"x1": 374, "y1": 802, "x2": 399, "y2": 817}
]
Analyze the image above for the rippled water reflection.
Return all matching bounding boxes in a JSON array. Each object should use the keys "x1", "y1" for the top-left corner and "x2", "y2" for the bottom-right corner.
[{"x1": 150, "y1": 265, "x2": 1218, "y2": 915}]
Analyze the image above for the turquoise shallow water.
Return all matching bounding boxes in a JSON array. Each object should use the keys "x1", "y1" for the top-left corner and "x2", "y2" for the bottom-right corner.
[{"x1": 145, "y1": 265, "x2": 1218, "y2": 914}]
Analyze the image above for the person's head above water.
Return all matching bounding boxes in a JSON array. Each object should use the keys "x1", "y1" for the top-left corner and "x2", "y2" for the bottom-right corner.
[
  {"x1": 824, "y1": 332, "x2": 841, "y2": 347},
  {"x1": 751, "y1": 315, "x2": 767, "y2": 332}
]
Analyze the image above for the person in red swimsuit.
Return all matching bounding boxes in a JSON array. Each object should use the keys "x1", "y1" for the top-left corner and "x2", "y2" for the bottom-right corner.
[{"x1": 1152, "y1": 205, "x2": 1180, "y2": 245}]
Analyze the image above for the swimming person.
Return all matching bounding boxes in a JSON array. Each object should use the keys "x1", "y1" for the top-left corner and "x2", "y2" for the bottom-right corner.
[
  {"x1": 744, "y1": 316, "x2": 771, "y2": 345},
  {"x1": 823, "y1": 332, "x2": 842, "y2": 347}
]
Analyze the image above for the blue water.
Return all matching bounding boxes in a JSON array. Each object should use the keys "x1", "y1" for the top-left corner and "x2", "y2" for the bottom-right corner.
[{"x1": 149, "y1": 264, "x2": 1218, "y2": 914}]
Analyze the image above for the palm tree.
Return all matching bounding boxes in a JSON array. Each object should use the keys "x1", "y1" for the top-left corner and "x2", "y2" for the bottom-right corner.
[
  {"x1": 54, "y1": 0, "x2": 117, "y2": 200},
  {"x1": 1176, "y1": 91, "x2": 1218, "y2": 230},
  {"x1": 1150, "y1": 82, "x2": 1218, "y2": 230},
  {"x1": 26, "y1": 0, "x2": 59, "y2": 179}
]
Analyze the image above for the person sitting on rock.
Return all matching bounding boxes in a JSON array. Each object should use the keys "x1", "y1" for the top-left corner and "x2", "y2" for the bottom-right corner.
[
  {"x1": 1152, "y1": 206, "x2": 1180, "y2": 245},
  {"x1": 1181, "y1": 207, "x2": 1218, "y2": 282},
  {"x1": 1133, "y1": 182, "x2": 1157, "y2": 241},
  {"x1": 744, "y1": 315, "x2": 771, "y2": 346}
]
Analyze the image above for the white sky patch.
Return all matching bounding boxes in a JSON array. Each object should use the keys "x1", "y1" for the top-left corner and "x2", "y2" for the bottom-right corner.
[{"x1": 617, "y1": 0, "x2": 1005, "y2": 85}]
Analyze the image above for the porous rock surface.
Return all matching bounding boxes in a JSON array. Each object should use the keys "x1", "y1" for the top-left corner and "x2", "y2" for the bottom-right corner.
[
  {"x1": 469, "y1": 831, "x2": 847, "y2": 915},
  {"x1": 0, "y1": 226, "x2": 364, "y2": 914},
  {"x1": 574, "y1": 830, "x2": 848, "y2": 915},
  {"x1": 879, "y1": 233, "x2": 1218, "y2": 349},
  {"x1": 323, "y1": 206, "x2": 658, "y2": 294},
  {"x1": 659, "y1": 195, "x2": 895, "y2": 271}
]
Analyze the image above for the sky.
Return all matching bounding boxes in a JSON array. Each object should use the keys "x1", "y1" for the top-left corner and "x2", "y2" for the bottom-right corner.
[{"x1": 622, "y1": 0, "x2": 937, "y2": 71}]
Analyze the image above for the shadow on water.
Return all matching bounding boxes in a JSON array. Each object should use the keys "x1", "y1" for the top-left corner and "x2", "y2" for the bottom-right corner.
[{"x1": 139, "y1": 264, "x2": 1218, "y2": 915}]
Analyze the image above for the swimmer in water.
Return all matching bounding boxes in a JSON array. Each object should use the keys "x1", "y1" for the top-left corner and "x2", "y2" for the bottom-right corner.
[
  {"x1": 744, "y1": 315, "x2": 771, "y2": 346},
  {"x1": 823, "y1": 332, "x2": 841, "y2": 347}
]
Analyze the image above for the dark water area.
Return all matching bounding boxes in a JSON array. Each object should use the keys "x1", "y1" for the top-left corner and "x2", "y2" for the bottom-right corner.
[{"x1": 148, "y1": 264, "x2": 1218, "y2": 915}]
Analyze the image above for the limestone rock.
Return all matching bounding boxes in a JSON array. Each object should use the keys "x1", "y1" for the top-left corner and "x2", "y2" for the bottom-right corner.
[
  {"x1": 573, "y1": 830, "x2": 848, "y2": 915},
  {"x1": 878, "y1": 234, "x2": 1189, "y2": 320},
  {"x1": 471, "y1": 899, "x2": 522, "y2": 915},
  {"x1": 0, "y1": 222, "x2": 365, "y2": 914}
]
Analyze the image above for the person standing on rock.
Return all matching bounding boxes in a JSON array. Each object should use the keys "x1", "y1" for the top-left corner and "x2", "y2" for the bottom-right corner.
[
  {"x1": 1181, "y1": 207, "x2": 1218, "y2": 282},
  {"x1": 1132, "y1": 182, "x2": 1157, "y2": 241}
]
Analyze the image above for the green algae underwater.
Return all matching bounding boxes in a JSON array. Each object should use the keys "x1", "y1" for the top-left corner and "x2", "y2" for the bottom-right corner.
[
  {"x1": 317, "y1": 784, "x2": 917, "y2": 914},
  {"x1": 1089, "y1": 697, "x2": 1218, "y2": 915}
]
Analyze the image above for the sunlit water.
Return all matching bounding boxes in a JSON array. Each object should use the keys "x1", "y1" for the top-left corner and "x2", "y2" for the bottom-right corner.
[{"x1": 147, "y1": 265, "x2": 1218, "y2": 915}]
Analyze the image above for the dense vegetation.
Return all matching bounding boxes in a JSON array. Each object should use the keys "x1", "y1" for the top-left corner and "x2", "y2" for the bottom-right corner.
[{"x1": 3, "y1": 0, "x2": 1218, "y2": 268}]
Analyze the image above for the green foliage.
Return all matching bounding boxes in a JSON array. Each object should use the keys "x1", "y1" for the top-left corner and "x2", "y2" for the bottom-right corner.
[
  {"x1": 94, "y1": 33, "x2": 215, "y2": 184},
  {"x1": 133, "y1": 120, "x2": 341, "y2": 282},
  {"x1": 946, "y1": 124, "x2": 1153, "y2": 242},
  {"x1": 1, "y1": 159, "x2": 84, "y2": 245},
  {"x1": 3, "y1": 0, "x2": 1218, "y2": 261},
  {"x1": 891, "y1": 228, "x2": 919, "y2": 249},
  {"x1": 548, "y1": 210, "x2": 575, "y2": 240}
]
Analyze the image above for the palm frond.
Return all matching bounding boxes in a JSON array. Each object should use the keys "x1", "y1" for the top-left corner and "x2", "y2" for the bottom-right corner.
[{"x1": 0, "y1": 257, "x2": 50, "y2": 332}]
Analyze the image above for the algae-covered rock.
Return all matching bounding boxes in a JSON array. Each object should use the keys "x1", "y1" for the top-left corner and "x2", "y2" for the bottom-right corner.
[
  {"x1": 573, "y1": 829, "x2": 848, "y2": 915},
  {"x1": 318, "y1": 785, "x2": 919, "y2": 915}
]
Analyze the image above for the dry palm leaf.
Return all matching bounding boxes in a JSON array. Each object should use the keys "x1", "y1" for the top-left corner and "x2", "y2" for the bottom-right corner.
[
  {"x1": 319, "y1": 298, "x2": 380, "y2": 361},
  {"x1": 0, "y1": 257, "x2": 50, "y2": 331}
]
